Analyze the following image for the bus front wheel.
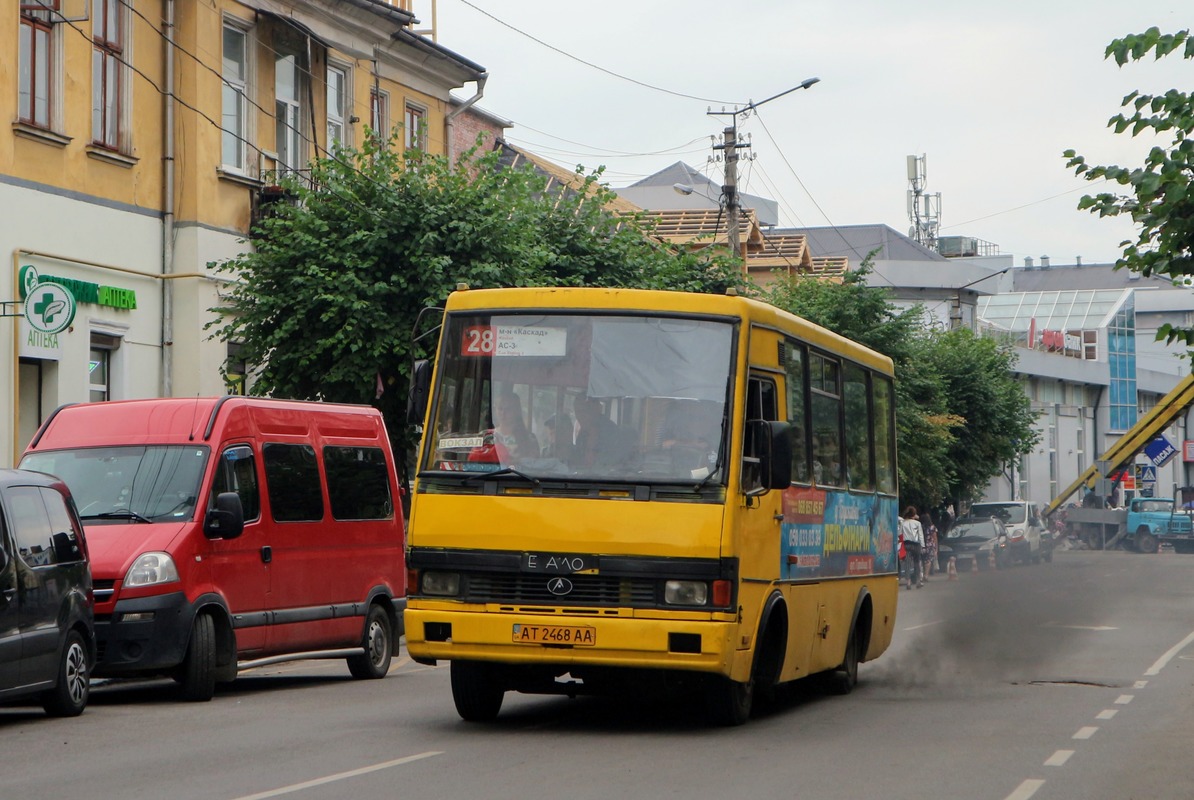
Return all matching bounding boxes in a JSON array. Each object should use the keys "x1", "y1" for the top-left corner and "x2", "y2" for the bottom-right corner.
[
  {"x1": 706, "y1": 675, "x2": 753, "y2": 726},
  {"x1": 450, "y1": 661, "x2": 505, "y2": 722}
]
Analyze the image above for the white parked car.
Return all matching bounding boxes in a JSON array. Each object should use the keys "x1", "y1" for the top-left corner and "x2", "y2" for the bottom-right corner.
[{"x1": 968, "y1": 500, "x2": 1048, "y2": 564}]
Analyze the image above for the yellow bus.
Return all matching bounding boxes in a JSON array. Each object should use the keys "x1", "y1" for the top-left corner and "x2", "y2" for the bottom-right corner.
[{"x1": 405, "y1": 286, "x2": 900, "y2": 725}]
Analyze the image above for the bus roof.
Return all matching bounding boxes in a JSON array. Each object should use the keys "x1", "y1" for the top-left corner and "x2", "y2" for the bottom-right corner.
[{"x1": 443, "y1": 286, "x2": 895, "y2": 375}]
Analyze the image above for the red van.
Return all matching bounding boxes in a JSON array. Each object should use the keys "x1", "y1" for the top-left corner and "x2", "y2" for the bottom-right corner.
[{"x1": 21, "y1": 397, "x2": 405, "y2": 701}]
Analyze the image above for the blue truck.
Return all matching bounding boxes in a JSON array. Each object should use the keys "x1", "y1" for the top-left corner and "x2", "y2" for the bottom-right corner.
[{"x1": 1066, "y1": 497, "x2": 1194, "y2": 553}]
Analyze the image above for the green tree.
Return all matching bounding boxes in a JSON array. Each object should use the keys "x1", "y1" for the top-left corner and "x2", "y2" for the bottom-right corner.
[
  {"x1": 918, "y1": 327, "x2": 1040, "y2": 505},
  {"x1": 209, "y1": 137, "x2": 744, "y2": 465},
  {"x1": 1064, "y1": 27, "x2": 1194, "y2": 350}
]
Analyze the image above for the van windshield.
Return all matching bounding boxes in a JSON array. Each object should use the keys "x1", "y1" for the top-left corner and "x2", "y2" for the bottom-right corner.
[{"x1": 21, "y1": 446, "x2": 210, "y2": 524}]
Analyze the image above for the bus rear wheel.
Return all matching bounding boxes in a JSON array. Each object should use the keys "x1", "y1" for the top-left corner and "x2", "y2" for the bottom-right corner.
[
  {"x1": 826, "y1": 625, "x2": 862, "y2": 695},
  {"x1": 451, "y1": 661, "x2": 505, "y2": 722}
]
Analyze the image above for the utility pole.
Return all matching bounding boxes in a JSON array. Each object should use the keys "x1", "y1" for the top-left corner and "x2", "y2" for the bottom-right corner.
[
  {"x1": 707, "y1": 77, "x2": 819, "y2": 263},
  {"x1": 711, "y1": 124, "x2": 746, "y2": 261}
]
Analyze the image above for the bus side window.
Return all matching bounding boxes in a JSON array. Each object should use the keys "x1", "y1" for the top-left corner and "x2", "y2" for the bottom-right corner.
[
  {"x1": 743, "y1": 375, "x2": 779, "y2": 493},
  {"x1": 214, "y1": 445, "x2": 261, "y2": 522},
  {"x1": 784, "y1": 340, "x2": 810, "y2": 483}
]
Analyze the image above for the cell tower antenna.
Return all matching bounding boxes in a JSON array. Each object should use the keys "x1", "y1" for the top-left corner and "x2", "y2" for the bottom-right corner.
[{"x1": 906, "y1": 154, "x2": 941, "y2": 251}]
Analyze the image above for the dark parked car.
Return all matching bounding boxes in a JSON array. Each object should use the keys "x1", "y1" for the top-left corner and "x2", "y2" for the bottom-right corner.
[
  {"x1": 0, "y1": 469, "x2": 94, "y2": 716},
  {"x1": 938, "y1": 516, "x2": 1011, "y2": 572}
]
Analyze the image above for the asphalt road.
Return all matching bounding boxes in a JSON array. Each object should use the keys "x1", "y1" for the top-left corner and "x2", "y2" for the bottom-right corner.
[{"x1": 4, "y1": 548, "x2": 1194, "y2": 800}]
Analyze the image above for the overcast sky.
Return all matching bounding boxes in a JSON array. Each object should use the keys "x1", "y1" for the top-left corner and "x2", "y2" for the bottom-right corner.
[{"x1": 421, "y1": 1, "x2": 1190, "y2": 267}]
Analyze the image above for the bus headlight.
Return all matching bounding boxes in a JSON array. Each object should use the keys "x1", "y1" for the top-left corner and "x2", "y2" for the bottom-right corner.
[
  {"x1": 665, "y1": 580, "x2": 708, "y2": 606},
  {"x1": 422, "y1": 571, "x2": 461, "y2": 597},
  {"x1": 124, "y1": 552, "x2": 179, "y2": 587}
]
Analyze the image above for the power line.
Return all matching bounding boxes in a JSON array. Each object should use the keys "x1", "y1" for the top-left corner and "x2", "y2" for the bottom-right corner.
[{"x1": 453, "y1": 0, "x2": 741, "y2": 105}]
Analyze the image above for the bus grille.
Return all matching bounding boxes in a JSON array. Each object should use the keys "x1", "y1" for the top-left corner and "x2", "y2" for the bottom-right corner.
[{"x1": 465, "y1": 574, "x2": 657, "y2": 607}]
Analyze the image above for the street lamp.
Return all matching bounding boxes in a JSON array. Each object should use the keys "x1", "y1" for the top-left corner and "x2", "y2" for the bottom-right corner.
[{"x1": 708, "y1": 78, "x2": 820, "y2": 261}]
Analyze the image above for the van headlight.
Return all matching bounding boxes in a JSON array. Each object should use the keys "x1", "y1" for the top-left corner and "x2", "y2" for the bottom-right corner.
[
  {"x1": 665, "y1": 580, "x2": 708, "y2": 605},
  {"x1": 124, "y1": 552, "x2": 180, "y2": 587}
]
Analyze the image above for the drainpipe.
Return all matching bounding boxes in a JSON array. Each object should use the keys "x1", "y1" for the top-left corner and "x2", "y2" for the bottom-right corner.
[
  {"x1": 445, "y1": 75, "x2": 487, "y2": 166},
  {"x1": 161, "y1": 0, "x2": 176, "y2": 396}
]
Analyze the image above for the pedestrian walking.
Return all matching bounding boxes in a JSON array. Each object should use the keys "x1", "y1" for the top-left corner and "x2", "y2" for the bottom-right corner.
[{"x1": 900, "y1": 506, "x2": 925, "y2": 589}]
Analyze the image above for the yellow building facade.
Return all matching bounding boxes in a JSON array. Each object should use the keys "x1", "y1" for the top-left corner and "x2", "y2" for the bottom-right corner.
[{"x1": 2, "y1": 0, "x2": 485, "y2": 465}]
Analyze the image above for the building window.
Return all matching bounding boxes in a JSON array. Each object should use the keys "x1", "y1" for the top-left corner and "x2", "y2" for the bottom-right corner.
[
  {"x1": 226, "y1": 341, "x2": 247, "y2": 395},
  {"x1": 19, "y1": 2, "x2": 55, "y2": 128},
  {"x1": 221, "y1": 22, "x2": 249, "y2": 171},
  {"x1": 91, "y1": 0, "x2": 125, "y2": 149},
  {"x1": 370, "y1": 88, "x2": 389, "y2": 143},
  {"x1": 327, "y1": 65, "x2": 348, "y2": 149},
  {"x1": 274, "y1": 39, "x2": 307, "y2": 175},
  {"x1": 404, "y1": 102, "x2": 425, "y2": 151},
  {"x1": 89, "y1": 333, "x2": 120, "y2": 402}
]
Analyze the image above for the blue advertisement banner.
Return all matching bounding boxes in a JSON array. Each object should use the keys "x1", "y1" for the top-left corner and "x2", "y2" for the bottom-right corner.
[{"x1": 780, "y1": 487, "x2": 899, "y2": 580}]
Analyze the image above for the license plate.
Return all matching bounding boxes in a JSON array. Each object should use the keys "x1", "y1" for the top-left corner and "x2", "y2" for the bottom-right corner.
[{"x1": 512, "y1": 623, "x2": 596, "y2": 646}]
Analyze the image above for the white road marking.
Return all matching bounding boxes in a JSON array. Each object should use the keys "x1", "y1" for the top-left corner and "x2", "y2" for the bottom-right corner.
[
  {"x1": 1115, "y1": 694, "x2": 1134, "y2": 705},
  {"x1": 1044, "y1": 750, "x2": 1074, "y2": 767},
  {"x1": 1096, "y1": 709, "x2": 1118, "y2": 720},
  {"x1": 902, "y1": 619, "x2": 946, "y2": 631},
  {"x1": 1144, "y1": 630, "x2": 1194, "y2": 676},
  {"x1": 1042, "y1": 622, "x2": 1118, "y2": 631},
  {"x1": 1134, "y1": 680, "x2": 1148, "y2": 689},
  {"x1": 228, "y1": 752, "x2": 443, "y2": 800},
  {"x1": 1073, "y1": 727, "x2": 1098, "y2": 740},
  {"x1": 1004, "y1": 779, "x2": 1046, "y2": 800}
]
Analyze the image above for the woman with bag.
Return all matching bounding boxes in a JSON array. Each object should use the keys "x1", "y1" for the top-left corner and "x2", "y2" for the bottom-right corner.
[{"x1": 900, "y1": 506, "x2": 925, "y2": 589}]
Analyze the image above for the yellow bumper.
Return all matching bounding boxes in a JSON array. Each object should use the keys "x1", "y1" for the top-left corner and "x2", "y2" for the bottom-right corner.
[{"x1": 406, "y1": 603, "x2": 743, "y2": 676}]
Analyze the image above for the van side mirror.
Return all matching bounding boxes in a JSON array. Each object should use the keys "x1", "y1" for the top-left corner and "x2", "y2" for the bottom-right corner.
[
  {"x1": 407, "y1": 359, "x2": 432, "y2": 425},
  {"x1": 0, "y1": 546, "x2": 8, "y2": 574},
  {"x1": 204, "y1": 492, "x2": 245, "y2": 540},
  {"x1": 743, "y1": 420, "x2": 792, "y2": 496}
]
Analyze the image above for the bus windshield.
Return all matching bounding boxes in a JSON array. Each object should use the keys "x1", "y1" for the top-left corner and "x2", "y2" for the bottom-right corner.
[
  {"x1": 421, "y1": 312, "x2": 734, "y2": 483},
  {"x1": 21, "y1": 445, "x2": 210, "y2": 523}
]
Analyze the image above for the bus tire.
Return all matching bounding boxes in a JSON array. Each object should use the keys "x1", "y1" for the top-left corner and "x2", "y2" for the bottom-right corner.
[
  {"x1": 826, "y1": 623, "x2": 862, "y2": 695},
  {"x1": 451, "y1": 661, "x2": 504, "y2": 722},
  {"x1": 706, "y1": 675, "x2": 753, "y2": 727},
  {"x1": 347, "y1": 604, "x2": 393, "y2": 679}
]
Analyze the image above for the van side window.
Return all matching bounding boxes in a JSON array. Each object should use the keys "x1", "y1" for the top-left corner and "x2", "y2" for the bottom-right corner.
[
  {"x1": 324, "y1": 446, "x2": 393, "y2": 521},
  {"x1": 213, "y1": 445, "x2": 261, "y2": 521},
  {"x1": 3, "y1": 486, "x2": 59, "y2": 566},
  {"x1": 40, "y1": 487, "x2": 84, "y2": 563},
  {"x1": 263, "y1": 443, "x2": 324, "y2": 522}
]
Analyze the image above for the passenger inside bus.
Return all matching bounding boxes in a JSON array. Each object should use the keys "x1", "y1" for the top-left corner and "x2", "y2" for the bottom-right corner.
[
  {"x1": 573, "y1": 397, "x2": 630, "y2": 468},
  {"x1": 492, "y1": 390, "x2": 538, "y2": 461}
]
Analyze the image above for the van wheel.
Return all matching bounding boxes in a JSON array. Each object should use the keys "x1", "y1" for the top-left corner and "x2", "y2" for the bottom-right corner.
[
  {"x1": 451, "y1": 661, "x2": 505, "y2": 722},
  {"x1": 347, "y1": 605, "x2": 392, "y2": 679},
  {"x1": 826, "y1": 625, "x2": 862, "y2": 695},
  {"x1": 41, "y1": 630, "x2": 90, "y2": 717},
  {"x1": 180, "y1": 613, "x2": 217, "y2": 702}
]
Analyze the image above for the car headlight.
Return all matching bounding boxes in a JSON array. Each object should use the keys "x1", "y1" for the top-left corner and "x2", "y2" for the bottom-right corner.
[
  {"x1": 124, "y1": 552, "x2": 179, "y2": 587},
  {"x1": 421, "y1": 571, "x2": 461, "y2": 596},
  {"x1": 665, "y1": 580, "x2": 708, "y2": 605}
]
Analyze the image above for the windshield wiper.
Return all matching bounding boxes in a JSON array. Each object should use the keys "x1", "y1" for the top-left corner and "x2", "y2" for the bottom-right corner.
[
  {"x1": 462, "y1": 467, "x2": 541, "y2": 486},
  {"x1": 81, "y1": 509, "x2": 153, "y2": 524}
]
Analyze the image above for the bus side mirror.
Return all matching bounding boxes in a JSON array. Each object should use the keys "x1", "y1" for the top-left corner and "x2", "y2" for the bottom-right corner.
[
  {"x1": 744, "y1": 420, "x2": 792, "y2": 495},
  {"x1": 204, "y1": 492, "x2": 245, "y2": 540},
  {"x1": 407, "y1": 360, "x2": 432, "y2": 425}
]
